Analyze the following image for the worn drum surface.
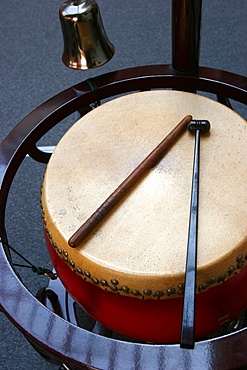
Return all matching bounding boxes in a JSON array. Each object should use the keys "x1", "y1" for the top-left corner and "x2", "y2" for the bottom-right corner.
[{"x1": 41, "y1": 90, "x2": 247, "y2": 343}]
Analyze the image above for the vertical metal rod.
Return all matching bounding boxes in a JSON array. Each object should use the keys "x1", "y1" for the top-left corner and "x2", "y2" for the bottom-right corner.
[
  {"x1": 172, "y1": 0, "x2": 202, "y2": 75},
  {"x1": 180, "y1": 129, "x2": 200, "y2": 349}
]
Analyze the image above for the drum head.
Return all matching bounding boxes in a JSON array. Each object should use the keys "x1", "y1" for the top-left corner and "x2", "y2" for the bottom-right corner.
[{"x1": 42, "y1": 90, "x2": 247, "y2": 299}]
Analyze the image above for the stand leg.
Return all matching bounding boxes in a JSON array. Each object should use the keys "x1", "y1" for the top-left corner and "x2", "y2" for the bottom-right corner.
[{"x1": 172, "y1": 0, "x2": 202, "y2": 75}]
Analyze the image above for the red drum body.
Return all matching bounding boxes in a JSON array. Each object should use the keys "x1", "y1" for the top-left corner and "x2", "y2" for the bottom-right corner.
[
  {"x1": 41, "y1": 91, "x2": 247, "y2": 343},
  {"x1": 45, "y1": 234, "x2": 247, "y2": 343}
]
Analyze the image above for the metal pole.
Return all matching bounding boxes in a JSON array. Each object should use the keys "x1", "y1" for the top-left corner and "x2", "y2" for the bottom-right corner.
[{"x1": 172, "y1": 0, "x2": 202, "y2": 75}]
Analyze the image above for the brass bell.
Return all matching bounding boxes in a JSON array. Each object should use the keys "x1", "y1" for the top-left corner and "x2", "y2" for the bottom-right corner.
[{"x1": 59, "y1": 0, "x2": 115, "y2": 70}]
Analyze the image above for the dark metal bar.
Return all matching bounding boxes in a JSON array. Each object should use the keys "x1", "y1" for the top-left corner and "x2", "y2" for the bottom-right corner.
[
  {"x1": 180, "y1": 119, "x2": 210, "y2": 349},
  {"x1": 28, "y1": 145, "x2": 52, "y2": 163},
  {"x1": 180, "y1": 128, "x2": 200, "y2": 349},
  {"x1": 172, "y1": 0, "x2": 202, "y2": 75},
  {"x1": 217, "y1": 95, "x2": 233, "y2": 109}
]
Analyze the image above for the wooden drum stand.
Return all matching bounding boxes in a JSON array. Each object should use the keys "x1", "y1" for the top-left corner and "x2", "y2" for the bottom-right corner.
[{"x1": 0, "y1": 1, "x2": 247, "y2": 369}]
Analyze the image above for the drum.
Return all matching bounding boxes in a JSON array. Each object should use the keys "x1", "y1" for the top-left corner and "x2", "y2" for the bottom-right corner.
[{"x1": 41, "y1": 90, "x2": 247, "y2": 343}]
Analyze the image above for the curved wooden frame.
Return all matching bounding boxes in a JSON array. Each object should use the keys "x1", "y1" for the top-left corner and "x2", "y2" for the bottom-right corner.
[{"x1": 0, "y1": 65, "x2": 247, "y2": 369}]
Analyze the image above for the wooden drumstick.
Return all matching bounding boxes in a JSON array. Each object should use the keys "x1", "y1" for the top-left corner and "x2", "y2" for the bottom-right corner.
[
  {"x1": 180, "y1": 120, "x2": 210, "y2": 349},
  {"x1": 68, "y1": 114, "x2": 192, "y2": 248}
]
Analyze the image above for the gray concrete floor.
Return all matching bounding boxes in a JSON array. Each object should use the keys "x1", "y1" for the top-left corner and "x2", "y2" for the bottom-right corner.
[{"x1": 0, "y1": 1, "x2": 246, "y2": 369}]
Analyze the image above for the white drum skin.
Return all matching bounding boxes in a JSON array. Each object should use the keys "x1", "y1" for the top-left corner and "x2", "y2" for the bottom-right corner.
[{"x1": 42, "y1": 90, "x2": 247, "y2": 342}]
